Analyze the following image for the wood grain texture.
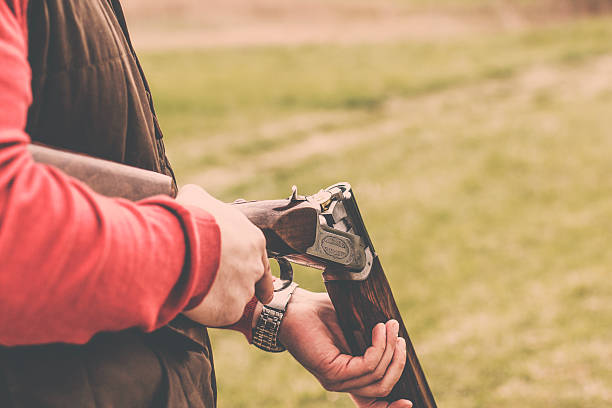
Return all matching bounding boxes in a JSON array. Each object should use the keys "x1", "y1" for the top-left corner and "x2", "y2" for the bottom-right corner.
[
  {"x1": 234, "y1": 199, "x2": 319, "y2": 254},
  {"x1": 325, "y1": 257, "x2": 437, "y2": 407},
  {"x1": 28, "y1": 144, "x2": 176, "y2": 200}
]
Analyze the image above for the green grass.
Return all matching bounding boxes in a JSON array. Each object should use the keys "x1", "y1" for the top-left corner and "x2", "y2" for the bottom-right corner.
[
  {"x1": 146, "y1": 18, "x2": 612, "y2": 129},
  {"x1": 142, "y1": 17, "x2": 612, "y2": 179},
  {"x1": 142, "y1": 16, "x2": 612, "y2": 408}
]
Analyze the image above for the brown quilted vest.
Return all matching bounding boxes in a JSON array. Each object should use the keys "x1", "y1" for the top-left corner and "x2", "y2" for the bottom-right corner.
[{"x1": 0, "y1": 0, "x2": 217, "y2": 406}]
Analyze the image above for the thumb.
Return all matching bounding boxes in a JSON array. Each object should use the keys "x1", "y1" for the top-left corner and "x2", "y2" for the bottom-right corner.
[{"x1": 255, "y1": 254, "x2": 274, "y2": 304}]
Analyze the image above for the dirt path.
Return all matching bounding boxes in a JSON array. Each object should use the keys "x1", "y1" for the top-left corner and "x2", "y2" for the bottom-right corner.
[
  {"x1": 175, "y1": 54, "x2": 612, "y2": 193},
  {"x1": 123, "y1": 0, "x2": 607, "y2": 50},
  {"x1": 123, "y1": 0, "x2": 522, "y2": 50}
]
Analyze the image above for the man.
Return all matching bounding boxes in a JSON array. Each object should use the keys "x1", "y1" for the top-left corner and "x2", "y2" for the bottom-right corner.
[{"x1": 0, "y1": 0, "x2": 412, "y2": 407}]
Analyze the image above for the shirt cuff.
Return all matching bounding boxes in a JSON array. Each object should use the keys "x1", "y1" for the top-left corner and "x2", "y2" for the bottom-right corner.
[
  {"x1": 138, "y1": 197, "x2": 221, "y2": 324},
  {"x1": 223, "y1": 296, "x2": 259, "y2": 343}
]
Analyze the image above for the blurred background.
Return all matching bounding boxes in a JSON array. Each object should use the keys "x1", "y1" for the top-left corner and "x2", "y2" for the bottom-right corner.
[{"x1": 124, "y1": 1, "x2": 612, "y2": 407}]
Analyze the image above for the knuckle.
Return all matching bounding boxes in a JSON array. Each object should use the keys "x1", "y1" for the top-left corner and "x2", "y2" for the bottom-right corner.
[
  {"x1": 379, "y1": 380, "x2": 395, "y2": 396},
  {"x1": 372, "y1": 368, "x2": 385, "y2": 381},
  {"x1": 366, "y1": 359, "x2": 378, "y2": 372}
]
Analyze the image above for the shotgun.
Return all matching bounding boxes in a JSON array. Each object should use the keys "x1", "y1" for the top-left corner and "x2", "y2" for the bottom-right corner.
[{"x1": 28, "y1": 144, "x2": 437, "y2": 407}]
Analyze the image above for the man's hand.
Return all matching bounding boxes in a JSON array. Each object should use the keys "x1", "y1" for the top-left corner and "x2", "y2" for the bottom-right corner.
[
  {"x1": 278, "y1": 289, "x2": 411, "y2": 407},
  {"x1": 349, "y1": 395, "x2": 412, "y2": 408},
  {"x1": 177, "y1": 184, "x2": 274, "y2": 326}
]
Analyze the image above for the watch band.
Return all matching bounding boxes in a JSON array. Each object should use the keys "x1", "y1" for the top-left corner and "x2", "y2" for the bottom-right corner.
[{"x1": 252, "y1": 281, "x2": 299, "y2": 352}]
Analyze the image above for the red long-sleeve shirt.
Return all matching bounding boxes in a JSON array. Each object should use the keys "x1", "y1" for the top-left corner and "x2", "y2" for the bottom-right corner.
[{"x1": 0, "y1": 0, "x2": 221, "y2": 346}]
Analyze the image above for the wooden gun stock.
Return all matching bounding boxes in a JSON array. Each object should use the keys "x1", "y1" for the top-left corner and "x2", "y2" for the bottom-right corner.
[
  {"x1": 326, "y1": 259, "x2": 436, "y2": 406},
  {"x1": 30, "y1": 144, "x2": 436, "y2": 407},
  {"x1": 233, "y1": 199, "x2": 319, "y2": 255},
  {"x1": 28, "y1": 144, "x2": 176, "y2": 200}
]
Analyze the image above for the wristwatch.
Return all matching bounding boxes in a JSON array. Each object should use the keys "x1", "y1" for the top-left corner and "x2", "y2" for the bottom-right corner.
[{"x1": 252, "y1": 281, "x2": 299, "y2": 352}]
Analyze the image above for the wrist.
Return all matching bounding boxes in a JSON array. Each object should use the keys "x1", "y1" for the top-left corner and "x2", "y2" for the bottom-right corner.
[
  {"x1": 278, "y1": 289, "x2": 331, "y2": 346},
  {"x1": 252, "y1": 282, "x2": 299, "y2": 352}
]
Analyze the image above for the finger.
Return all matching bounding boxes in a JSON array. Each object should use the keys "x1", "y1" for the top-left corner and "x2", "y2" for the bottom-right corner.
[
  {"x1": 176, "y1": 184, "x2": 200, "y2": 200},
  {"x1": 176, "y1": 184, "x2": 221, "y2": 207},
  {"x1": 389, "y1": 400, "x2": 413, "y2": 408},
  {"x1": 350, "y1": 395, "x2": 412, "y2": 408},
  {"x1": 319, "y1": 322, "x2": 387, "y2": 385},
  {"x1": 367, "y1": 399, "x2": 413, "y2": 408},
  {"x1": 255, "y1": 255, "x2": 274, "y2": 304},
  {"x1": 348, "y1": 337, "x2": 407, "y2": 398},
  {"x1": 327, "y1": 320, "x2": 399, "y2": 391}
]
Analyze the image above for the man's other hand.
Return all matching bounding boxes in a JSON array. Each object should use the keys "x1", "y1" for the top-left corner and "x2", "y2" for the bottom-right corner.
[
  {"x1": 350, "y1": 395, "x2": 412, "y2": 408},
  {"x1": 177, "y1": 184, "x2": 274, "y2": 326},
  {"x1": 278, "y1": 289, "x2": 411, "y2": 407}
]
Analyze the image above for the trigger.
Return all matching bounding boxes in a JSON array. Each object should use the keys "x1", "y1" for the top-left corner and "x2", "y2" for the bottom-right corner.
[{"x1": 275, "y1": 257, "x2": 294, "y2": 292}]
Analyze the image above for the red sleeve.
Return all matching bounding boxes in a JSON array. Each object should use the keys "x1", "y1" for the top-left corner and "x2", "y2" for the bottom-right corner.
[{"x1": 0, "y1": 0, "x2": 220, "y2": 346}]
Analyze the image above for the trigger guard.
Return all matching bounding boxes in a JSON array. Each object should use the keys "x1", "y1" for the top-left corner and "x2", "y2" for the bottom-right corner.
[{"x1": 274, "y1": 257, "x2": 294, "y2": 292}]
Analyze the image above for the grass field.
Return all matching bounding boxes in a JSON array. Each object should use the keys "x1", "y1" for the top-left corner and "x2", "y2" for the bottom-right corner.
[{"x1": 134, "y1": 4, "x2": 612, "y2": 407}]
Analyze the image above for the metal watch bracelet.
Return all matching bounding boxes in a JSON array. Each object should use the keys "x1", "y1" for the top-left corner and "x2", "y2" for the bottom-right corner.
[{"x1": 252, "y1": 281, "x2": 299, "y2": 352}]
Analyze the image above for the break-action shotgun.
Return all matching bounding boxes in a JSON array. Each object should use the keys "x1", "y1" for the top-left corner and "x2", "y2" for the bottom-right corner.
[{"x1": 28, "y1": 144, "x2": 437, "y2": 407}]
